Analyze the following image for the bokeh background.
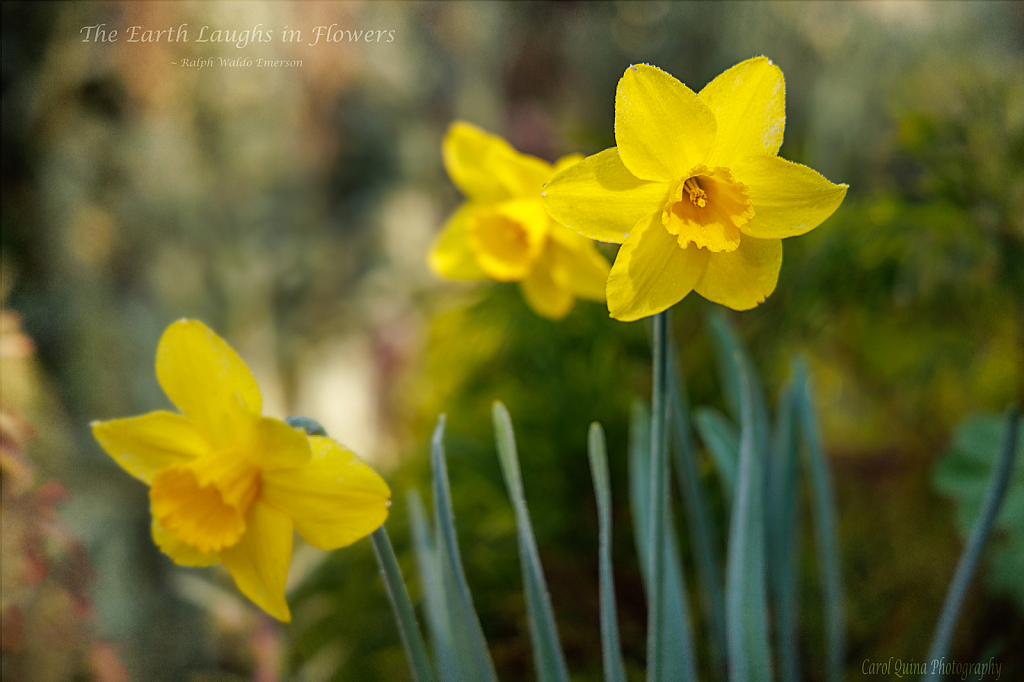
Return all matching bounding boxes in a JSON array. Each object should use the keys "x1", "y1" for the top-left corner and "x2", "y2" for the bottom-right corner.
[{"x1": 2, "y1": 2, "x2": 1022, "y2": 681}]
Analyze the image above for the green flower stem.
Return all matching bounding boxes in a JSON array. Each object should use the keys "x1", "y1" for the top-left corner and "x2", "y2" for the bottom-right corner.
[
  {"x1": 923, "y1": 407, "x2": 1021, "y2": 679},
  {"x1": 647, "y1": 310, "x2": 670, "y2": 682},
  {"x1": 370, "y1": 527, "x2": 438, "y2": 682}
]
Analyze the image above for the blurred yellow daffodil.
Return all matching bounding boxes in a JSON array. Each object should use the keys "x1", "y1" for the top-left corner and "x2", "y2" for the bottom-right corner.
[
  {"x1": 429, "y1": 121, "x2": 610, "y2": 320},
  {"x1": 91, "y1": 319, "x2": 390, "y2": 622},
  {"x1": 543, "y1": 57, "x2": 847, "y2": 321}
]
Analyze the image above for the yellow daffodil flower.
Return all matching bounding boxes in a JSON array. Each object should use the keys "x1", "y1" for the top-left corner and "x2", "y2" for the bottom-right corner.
[
  {"x1": 91, "y1": 319, "x2": 390, "y2": 622},
  {"x1": 543, "y1": 57, "x2": 847, "y2": 321},
  {"x1": 429, "y1": 121, "x2": 610, "y2": 320}
]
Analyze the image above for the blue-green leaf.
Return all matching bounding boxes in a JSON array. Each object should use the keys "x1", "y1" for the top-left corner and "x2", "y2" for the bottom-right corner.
[
  {"x1": 793, "y1": 362, "x2": 843, "y2": 682},
  {"x1": 725, "y1": 354, "x2": 772, "y2": 682},
  {"x1": 692, "y1": 406, "x2": 740, "y2": 504},
  {"x1": 492, "y1": 402, "x2": 570, "y2": 682},
  {"x1": 587, "y1": 422, "x2": 628, "y2": 682},
  {"x1": 933, "y1": 411, "x2": 1024, "y2": 610},
  {"x1": 669, "y1": 353, "x2": 728, "y2": 677},
  {"x1": 708, "y1": 312, "x2": 743, "y2": 423},
  {"x1": 767, "y1": 379, "x2": 802, "y2": 682},
  {"x1": 925, "y1": 408, "x2": 1021, "y2": 678},
  {"x1": 369, "y1": 527, "x2": 438, "y2": 682},
  {"x1": 430, "y1": 415, "x2": 499, "y2": 682},
  {"x1": 407, "y1": 490, "x2": 456, "y2": 682},
  {"x1": 707, "y1": 311, "x2": 771, "y2": 502}
]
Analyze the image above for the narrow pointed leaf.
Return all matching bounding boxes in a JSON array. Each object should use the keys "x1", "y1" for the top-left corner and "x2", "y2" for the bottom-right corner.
[
  {"x1": 370, "y1": 527, "x2": 438, "y2": 682},
  {"x1": 492, "y1": 402, "x2": 571, "y2": 682},
  {"x1": 408, "y1": 490, "x2": 457, "y2": 682},
  {"x1": 768, "y1": 379, "x2": 802, "y2": 682},
  {"x1": 629, "y1": 400, "x2": 700, "y2": 682},
  {"x1": 708, "y1": 312, "x2": 771, "y2": 457},
  {"x1": 430, "y1": 415, "x2": 500, "y2": 682},
  {"x1": 692, "y1": 406, "x2": 740, "y2": 504},
  {"x1": 924, "y1": 407, "x2": 1020, "y2": 679},
  {"x1": 708, "y1": 311, "x2": 743, "y2": 422},
  {"x1": 725, "y1": 353, "x2": 772, "y2": 682},
  {"x1": 669, "y1": 352, "x2": 728, "y2": 676},
  {"x1": 793, "y1": 362, "x2": 843, "y2": 682},
  {"x1": 587, "y1": 422, "x2": 628, "y2": 682}
]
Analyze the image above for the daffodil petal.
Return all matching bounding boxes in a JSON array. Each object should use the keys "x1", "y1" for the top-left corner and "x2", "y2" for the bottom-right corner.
[
  {"x1": 247, "y1": 417, "x2": 312, "y2": 470},
  {"x1": 519, "y1": 252, "x2": 576, "y2": 320},
  {"x1": 694, "y1": 236, "x2": 782, "y2": 310},
  {"x1": 542, "y1": 148, "x2": 667, "y2": 244},
  {"x1": 429, "y1": 204, "x2": 489, "y2": 280},
  {"x1": 733, "y1": 155, "x2": 848, "y2": 239},
  {"x1": 261, "y1": 436, "x2": 390, "y2": 551},
  {"x1": 91, "y1": 411, "x2": 210, "y2": 484},
  {"x1": 443, "y1": 121, "x2": 552, "y2": 202},
  {"x1": 151, "y1": 517, "x2": 219, "y2": 567},
  {"x1": 615, "y1": 64, "x2": 717, "y2": 182},
  {"x1": 220, "y1": 499, "x2": 293, "y2": 622},
  {"x1": 700, "y1": 56, "x2": 786, "y2": 165},
  {"x1": 155, "y1": 320, "x2": 262, "y2": 449},
  {"x1": 607, "y1": 214, "x2": 710, "y2": 321},
  {"x1": 548, "y1": 232, "x2": 609, "y2": 301}
]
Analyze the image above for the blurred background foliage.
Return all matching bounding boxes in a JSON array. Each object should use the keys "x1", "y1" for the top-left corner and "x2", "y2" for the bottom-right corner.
[{"x1": 2, "y1": 2, "x2": 1022, "y2": 681}]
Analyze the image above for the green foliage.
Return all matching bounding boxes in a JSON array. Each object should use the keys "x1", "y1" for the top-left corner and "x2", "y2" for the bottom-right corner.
[
  {"x1": 384, "y1": 320, "x2": 1018, "y2": 682},
  {"x1": 384, "y1": 316, "x2": 855, "y2": 682},
  {"x1": 429, "y1": 416, "x2": 501, "y2": 682},
  {"x1": 933, "y1": 413, "x2": 1024, "y2": 610},
  {"x1": 692, "y1": 407, "x2": 739, "y2": 503},
  {"x1": 586, "y1": 423, "x2": 628, "y2": 682},
  {"x1": 493, "y1": 403, "x2": 571, "y2": 682},
  {"x1": 722, "y1": 355, "x2": 772, "y2": 682},
  {"x1": 628, "y1": 401, "x2": 699, "y2": 682}
]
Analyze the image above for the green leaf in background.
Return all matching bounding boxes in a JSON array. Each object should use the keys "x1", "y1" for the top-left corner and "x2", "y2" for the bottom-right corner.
[
  {"x1": 767, "y1": 379, "x2": 802, "y2": 682},
  {"x1": 725, "y1": 353, "x2": 773, "y2": 682},
  {"x1": 708, "y1": 313, "x2": 744, "y2": 423},
  {"x1": 933, "y1": 412, "x2": 1024, "y2": 610},
  {"x1": 369, "y1": 527, "x2": 438, "y2": 682},
  {"x1": 925, "y1": 408, "x2": 1021, "y2": 679},
  {"x1": 669, "y1": 351, "x2": 728, "y2": 677},
  {"x1": 628, "y1": 401, "x2": 700, "y2": 682},
  {"x1": 794, "y1": 361, "x2": 844, "y2": 682},
  {"x1": 492, "y1": 402, "x2": 571, "y2": 682},
  {"x1": 408, "y1": 490, "x2": 457, "y2": 682},
  {"x1": 429, "y1": 416, "x2": 500, "y2": 682},
  {"x1": 587, "y1": 422, "x2": 628, "y2": 682},
  {"x1": 692, "y1": 406, "x2": 740, "y2": 504}
]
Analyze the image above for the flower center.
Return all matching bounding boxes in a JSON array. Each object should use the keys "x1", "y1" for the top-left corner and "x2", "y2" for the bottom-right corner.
[
  {"x1": 150, "y1": 454, "x2": 261, "y2": 554},
  {"x1": 662, "y1": 166, "x2": 754, "y2": 252},
  {"x1": 684, "y1": 177, "x2": 707, "y2": 208},
  {"x1": 468, "y1": 200, "x2": 548, "y2": 282}
]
